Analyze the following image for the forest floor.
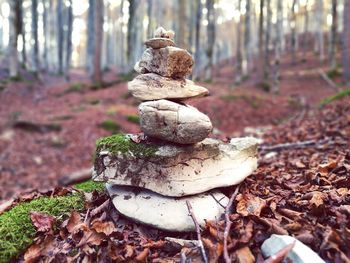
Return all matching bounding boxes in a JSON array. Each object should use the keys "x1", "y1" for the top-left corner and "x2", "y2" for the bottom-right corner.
[{"x1": 0, "y1": 52, "x2": 349, "y2": 261}]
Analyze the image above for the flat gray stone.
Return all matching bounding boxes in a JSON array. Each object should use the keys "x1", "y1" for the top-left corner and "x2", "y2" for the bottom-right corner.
[
  {"x1": 134, "y1": 47, "x2": 194, "y2": 78},
  {"x1": 107, "y1": 184, "x2": 228, "y2": 232},
  {"x1": 261, "y1": 235, "x2": 325, "y2": 263},
  {"x1": 139, "y1": 100, "x2": 212, "y2": 144},
  {"x1": 128, "y1": 73, "x2": 209, "y2": 101},
  {"x1": 93, "y1": 135, "x2": 259, "y2": 197},
  {"x1": 144, "y1": 38, "x2": 175, "y2": 49}
]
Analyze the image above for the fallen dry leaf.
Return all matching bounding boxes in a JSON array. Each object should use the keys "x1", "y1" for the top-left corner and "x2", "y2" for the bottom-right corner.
[
  {"x1": 236, "y1": 195, "x2": 267, "y2": 217},
  {"x1": 30, "y1": 211, "x2": 55, "y2": 232}
]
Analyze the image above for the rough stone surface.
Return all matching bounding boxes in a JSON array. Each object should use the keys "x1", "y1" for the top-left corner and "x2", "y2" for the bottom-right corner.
[
  {"x1": 106, "y1": 184, "x2": 228, "y2": 232},
  {"x1": 261, "y1": 235, "x2": 325, "y2": 263},
  {"x1": 144, "y1": 38, "x2": 175, "y2": 49},
  {"x1": 154, "y1": 27, "x2": 175, "y2": 39},
  {"x1": 139, "y1": 100, "x2": 212, "y2": 144},
  {"x1": 93, "y1": 136, "x2": 259, "y2": 197},
  {"x1": 128, "y1": 73, "x2": 209, "y2": 101},
  {"x1": 134, "y1": 47, "x2": 194, "y2": 78}
]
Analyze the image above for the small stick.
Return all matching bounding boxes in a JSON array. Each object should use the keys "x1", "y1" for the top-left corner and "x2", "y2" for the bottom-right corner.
[
  {"x1": 186, "y1": 200, "x2": 208, "y2": 263},
  {"x1": 259, "y1": 138, "x2": 332, "y2": 152},
  {"x1": 223, "y1": 185, "x2": 240, "y2": 263},
  {"x1": 263, "y1": 241, "x2": 296, "y2": 263}
]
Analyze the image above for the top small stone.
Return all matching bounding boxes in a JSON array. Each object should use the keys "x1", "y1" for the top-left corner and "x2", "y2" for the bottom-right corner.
[{"x1": 154, "y1": 27, "x2": 175, "y2": 40}]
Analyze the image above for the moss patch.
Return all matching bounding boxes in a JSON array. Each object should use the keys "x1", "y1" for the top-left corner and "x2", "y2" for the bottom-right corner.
[
  {"x1": 126, "y1": 115, "x2": 140, "y2": 124},
  {"x1": 0, "y1": 194, "x2": 84, "y2": 263},
  {"x1": 75, "y1": 180, "x2": 105, "y2": 192},
  {"x1": 96, "y1": 134, "x2": 158, "y2": 157},
  {"x1": 327, "y1": 68, "x2": 341, "y2": 79},
  {"x1": 99, "y1": 119, "x2": 121, "y2": 134},
  {"x1": 319, "y1": 88, "x2": 350, "y2": 107}
]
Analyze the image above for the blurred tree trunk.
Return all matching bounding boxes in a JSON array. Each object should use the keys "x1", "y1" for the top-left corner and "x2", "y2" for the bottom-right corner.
[
  {"x1": 147, "y1": 0, "x2": 153, "y2": 38},
  {"x1": 92, "y1": 0, "x2": 103, "y2": 84},
  {"x1": 87, "y1": 0, "x2": 95, "y2": 75},
  {"x1": 315, "y1": 0, "x2": 324, "y2": 62},
  {"x1": 302, "y1": 0, "x2": 309, "y2": 60},
  {"x1": 193, "y1": 0, "x2": 202, "y2": 79},
  {"x1": 57, "y1": 0, "x2": 64, "y2": 74},
  {"x1": 205, "y1": 0, "x2": 215, "y2": 81},
  {"x1": 31, "y1": 0, "x2": 39, "y2": 75},
  {"x1": 235, "y1": 0, "x2": 243, "y2": 84},
  {"x1": 263, "y1": 0, "x2": 271, "y2": 82},
  {"x1": 188, "y1": 0, "x2": 195, "y2": 54},
  {"x1": 18, "y1": 0, "x2": 26, "y2": 69},
  {"x1": 127, "y1": 0, "x2": 140, "y2": 71},
  {"x1": 258, "y1": 0, "x2": 264, "y2": 82},
  {"x1": 291, "y1": 0, "x2": 297, "y2": 64},
  {"x1": 118, "y1": 0, "x2": 126, "y2": 73},
  {"x1": 342, "y1": 0, "x2": 350, "y2": 83},
  {"x1": 178, "y1": 0, "x2": 187, "y2": 49},
  {"x1": 272, "y1": 0, "x2": 283, "y2": 94},
  {"x1": 329, "y1": 0, "x2": 338, "y2": 71},
  {"x1": 9, "y1": 0, "x2": 20, "y2": 78},
  {"x1": 42, "y1": 0, "x2": 48, "y2": 70},
  {"x1": 243, "y1": 0, "x2": 251, "y2": 76},
  {"x1": 65, "y1": 0, "x2": 73, "y2": 81}
]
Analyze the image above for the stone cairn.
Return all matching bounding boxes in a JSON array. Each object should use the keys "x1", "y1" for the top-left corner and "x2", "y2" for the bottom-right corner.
[{"x1": 93, "y1": 27, "x2": 259, "y2": 232}]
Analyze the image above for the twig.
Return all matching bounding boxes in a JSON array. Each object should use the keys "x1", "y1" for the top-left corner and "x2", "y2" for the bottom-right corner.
[
  {"x1": 263, "y1": 241, "x2": 296, "y2": 263},
  {"x1": 259, "y1": 138, "x2": 332, "y2": 152},
  {"x1": 186, "y1": 200, "x2": 208, "y2": 263},
  {"x1": 223, "y1": 185, "x2": 241, "y2": 263},
  {"x1": 318, "y1": 68, "x2": 339, "y2": 91}
]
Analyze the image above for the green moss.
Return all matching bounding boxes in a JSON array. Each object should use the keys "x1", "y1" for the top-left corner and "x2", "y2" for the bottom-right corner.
[
  {"x1": 0, "y1": 194, "x2": 84, "y2": 263},
  {"x1": 221, "y1": 94, "x2": 261, "y2": 109},
  {"x1": 9, "y1": 75, "x2": 23, "y2": 82},
  {"x1": 96, "y1": 134, "x2": 158, "y2": 157},
  {"x1": 99, "y1": 119, "x2": 121, "y2": 134},
  {"x1": 327, "y1": 68, "x2": 341, "y2": 79},
  {"x1": 126, "y1": 115, "x2": 140, "y2": 124},
  {"x1": 319, "y1": 88, "x2": 350, "y2": 107},
  {"x1": 74, "y1": 180, "x2": 105, "y2": 192}
]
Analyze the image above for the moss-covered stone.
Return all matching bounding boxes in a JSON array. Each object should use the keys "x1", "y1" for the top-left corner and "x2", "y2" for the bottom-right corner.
[
  {"x1": 0, "y1": 194, "x2": 84, "y2": 263},
  {"x1": 96, "y1": 134, "x2": 158, "y2": 157}
]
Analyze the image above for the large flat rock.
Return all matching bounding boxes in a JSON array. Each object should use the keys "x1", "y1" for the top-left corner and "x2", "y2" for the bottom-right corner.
[
  {"x1": 134, "y1": 47, "x2": 194, "y2": 78},
  {"x1": 139, "y1": 100, "x2": 212, "y2": 144},
  {"x1": 128, "y1": 73, "x2": 209, "y2": 101},
  {"x1": 93, "y1": 134, "x2": 259, "y2": 197},
  {"x1": 106, "y1": 184, "x2": 228, "y2": 232}
]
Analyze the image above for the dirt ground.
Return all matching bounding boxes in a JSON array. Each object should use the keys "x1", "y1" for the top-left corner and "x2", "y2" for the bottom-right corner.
[{"x1": 0, "y1": 52, "x2": 341, "y2": 203}]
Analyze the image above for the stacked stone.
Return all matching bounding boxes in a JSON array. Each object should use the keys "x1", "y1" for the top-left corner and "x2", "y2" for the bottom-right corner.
[{"x1": 93, "y1": 28, "x2": 259, "y2": 232}]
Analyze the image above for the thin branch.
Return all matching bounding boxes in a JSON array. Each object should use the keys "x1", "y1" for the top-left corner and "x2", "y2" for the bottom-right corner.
[
  {"x1": 318, "y1": 68, "x2": 339, "y2": 91},
  {"x1": 223, "y1": 185, "x2": 241, "y2": 263},
  {"x1": 259, "y1": 138, "x2": 333, "y2": 152},
  {"x1": 186, "y1": 200, "x2": 208, "y2": 263}
]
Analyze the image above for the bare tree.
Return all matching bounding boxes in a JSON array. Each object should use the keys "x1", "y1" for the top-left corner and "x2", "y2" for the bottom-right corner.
[
  {"x1": 177, "y1": 0, "x2": 187, "y2": 49},
  {"x1": 31, "y1": 0, "x2": 39, "y2": 75},
  {"x1": 57, "y1": 0, "x2": 64, "y2": 74},
  {"x1": 87, "y1": 0, "x2": 95, "y2": 76},
  {"x1": 315, "y1": 0, "x2": 324, "y2": 61},
  {"x1": 302, "y1": 0, "x2": 309, "y2": 60},
  {"x1": 127, "y1": 0, "x2": 141, "y2": 71},
  {"x1": 342, "y1": 0, "x2": 350, "y2": 83},
  {"x1": 9, "y1": 0, "x2": 20, "y2": 78},
  {"x1": 205, "y1": 0, "x2": 215, "y2": 81},
  {"x1": 243, "y1": 0, "x2": 251, "y2": 76},
  {"x1": 263, "y1": 0, "x2": 271, "y2": 81},
  {"x1": 65, "y1": 0, "x2": 73, "y2": 80},
  {"x1": 147, "y1": 0, "x2": 153, "y2": 38},
  {"x1": 329, "y1": 0, "x2": 338, "y2": 71},
  {"x1": 18, "y1": 0, "x2": 26, "y2": 69},
  {"x1": 42, "y1": 0, "x2": 48, "y2": 69},
  {"x1": 193, "y1": 0, "x2": 202, "y2": 79},
  {"x1": 291, "y1": 0, "x2": 297, "y2": 64},
  {"x1": 272, "y1": 0, "x2": 283, "y2": 94},
  {"x1": 92, "y1": 0, "x2": 103, "y2": 84},
  {"x1": 235, "y1": 0, "x2": 243, "y2": 84}
]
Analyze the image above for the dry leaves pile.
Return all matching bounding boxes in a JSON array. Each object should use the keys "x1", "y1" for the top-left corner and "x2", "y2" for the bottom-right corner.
[{"x1": 18, "y1": 101, "x2": 350, "y2": 262}]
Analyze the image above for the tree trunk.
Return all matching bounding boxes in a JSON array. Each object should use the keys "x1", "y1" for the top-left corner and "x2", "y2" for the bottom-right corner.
[
  {"x1": 65, "y1": 0, "x2": 73, "y2": 81},
  {"x1": 31, "y1": 0, "x2": 39, "y2": 75},
  {"x1": 57, "y1": 0, "x2": 64, "y2": 74},
  {"x1": 243, "y1": 0, "x2": 251, "y2": 76},
  {"x1": 263, "y1": 0, "x2": 271, "y2": 81},
  {"x1": 147, "y1": 0, "x2": 153, "y2": 38},
  {"x1": 9, "y1": 0, "x2": 20, "y2": 78},
  {"x1": 235, "y1": 0, "x2": 243, "y2": 84},
  {"x1": 178, "y1": 0, "x2": 187, "y2": 49},
  {"x1": 272, "y1": 0, "x2": 283, "y2": 94},
  {"x1": 18, "y1": 0, "x2": 26, "y2": 69},
  {"x1": 258, "y1": 0, "x2": 264, "y2": 82},
  {"x1": 127, "y1": 0, "x2": 141, "y2": 72},
  {"x1": 330, "y1": 0, "x2": 338, "y2": 71},
  {"x1": 315, "y1": 0, "x2": 324, "y2": 61},
  {"x1": 342, "y1": 0, "x2": 350, "y2": 83},
  {"x1": 87, "y1": 0, "x2": 95, "y2": 75},
  {"x1": 302, "y1": 0, "x2": 309, "y2": 60},
  {"x1": 291, "y1": 0, "x2": 297, "y2": 64},
  {"x1": 42, "y1": 0, "x2": 48, "y2": 70},
  {"x1": 205, "y1": 0, "x2": 215, "y2": 81},
  {"x1": 193, "y1": 0, "x2": 202, "y2": 79},
  {"x1": 92, "y1": 0, "x2": 103, "y2": 84}
]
